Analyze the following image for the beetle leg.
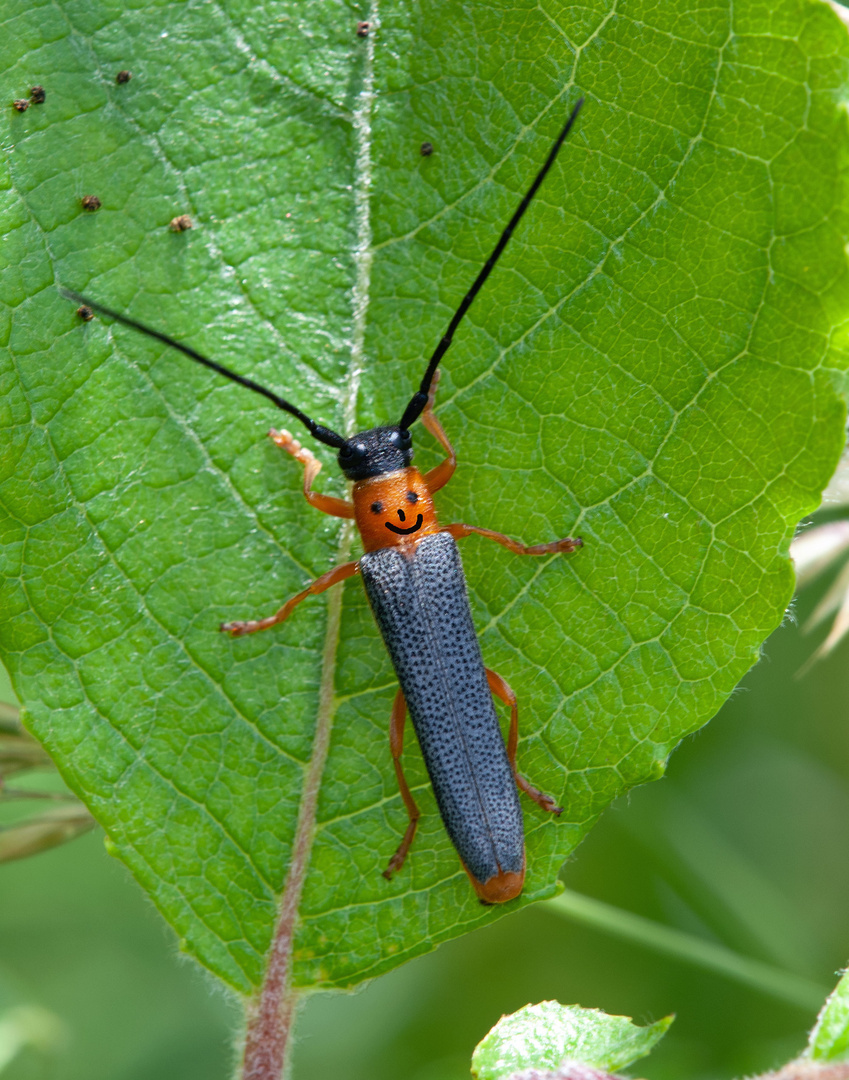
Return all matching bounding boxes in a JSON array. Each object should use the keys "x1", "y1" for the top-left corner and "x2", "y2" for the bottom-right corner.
[
  {"x1": 269, "y1": 428, "x2": 355, "y2": 519},
  {"x1": 383, "y1": 688, "x2": 421, "y2": 879},
  {"x1": 445, "y1": 522, "x2": 582, "y2": 556},
  {"x1": 221, "y1": 560, "x2": 359, "y2": 637},
  {"x1": 485, "y1": 668, "x2": 563, "y2": 816},
  {"x1": 421, "y1": 371, "x2": 456, "y2": 493}
]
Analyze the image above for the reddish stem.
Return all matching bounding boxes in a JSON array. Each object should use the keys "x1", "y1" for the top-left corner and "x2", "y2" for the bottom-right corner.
[{"x1": 239, "y1": 539, "x2": 349, "y2": 1079}]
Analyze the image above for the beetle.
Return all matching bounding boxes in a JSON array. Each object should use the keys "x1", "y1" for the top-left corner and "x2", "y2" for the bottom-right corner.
[{"x1": 63, "y1": 96, "x2": 584, "y2": 903}]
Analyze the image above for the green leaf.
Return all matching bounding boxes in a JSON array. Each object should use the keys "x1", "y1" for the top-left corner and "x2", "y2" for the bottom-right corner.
[
  {"x1": 806, "y1": 969, "x2": 849, "y2": 1063},
  {"x1": 471, "y1": 1001, "x2": 673, "y2": 1079},
  {"x1": 2, "y1": 0, "x2": 849, "y2": 997}
]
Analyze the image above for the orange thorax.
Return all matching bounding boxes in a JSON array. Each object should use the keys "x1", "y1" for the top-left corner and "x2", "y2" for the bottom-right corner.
[{"x1": 353, "y1": 467, "x2": 441, "y2": 553}]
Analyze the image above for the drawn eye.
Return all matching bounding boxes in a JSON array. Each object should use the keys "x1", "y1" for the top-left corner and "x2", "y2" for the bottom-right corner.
[
  {"x1": 406, "y1": 491, "x2": 418, "y2": 504},
  {"x1": 370, "y1": 501, "x2": 383, "y2": 514}
]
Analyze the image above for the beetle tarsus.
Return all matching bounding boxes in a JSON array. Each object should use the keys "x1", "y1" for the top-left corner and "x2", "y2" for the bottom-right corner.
[
  {"x1": 446, "y1": 523, "x2": 584, "y2": 558},
  {"x1": 383, "y1": 836, "x2": 415, "y2": 880},
  {"x1": 220, "y1": 619, "x2": 262, "y2": 637},
  {"x1": 270, "y1": 427, "x2": 355, "y2": 519},
  {"x1": 269, "y1": 427, "x2": 314, "y2": 465},
  {"x1": 522, "y1": 535, "x2": 583, "y2": 555},
  {"x1": 516, "y1": 775, "x2": 563, "y2": 816},
  {"x1": 541, "y1": 795, "x2": 564, "y2": 816},
  {"x1": 382, "y1": 851, "x2": 406, "y2": 880}
]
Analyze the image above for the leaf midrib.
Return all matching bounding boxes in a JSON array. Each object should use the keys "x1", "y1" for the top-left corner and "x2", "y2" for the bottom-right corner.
[{"x1": 244, "y1": 0, "x2": 378, "y2": 1012}]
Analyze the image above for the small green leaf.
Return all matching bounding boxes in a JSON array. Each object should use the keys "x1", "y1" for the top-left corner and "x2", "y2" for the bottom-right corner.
[
  {"x1": 471, "y1": 1001, "x2": 673, "y2": 1079},
  {"x1": 806, "y1": 969, "x2": 849, "y2": 1063}
]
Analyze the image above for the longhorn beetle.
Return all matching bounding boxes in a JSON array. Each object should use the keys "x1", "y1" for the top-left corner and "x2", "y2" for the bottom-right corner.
[{"x1": 63, "y1": 96, "x2": 584, "y2": 904}]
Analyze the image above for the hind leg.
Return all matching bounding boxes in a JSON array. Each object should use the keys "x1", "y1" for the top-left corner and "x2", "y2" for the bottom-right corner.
[
  {"x1": 485, "y1": 668, "x2": 562, "y2": 815},
  {"x1": 383, "y1": 688, "x2": 421, "y2": 878}
]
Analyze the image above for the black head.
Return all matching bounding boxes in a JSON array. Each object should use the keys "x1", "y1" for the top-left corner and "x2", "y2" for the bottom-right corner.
[{"x1": 338, "y1": 426, "x2": 413, "y2": 481}]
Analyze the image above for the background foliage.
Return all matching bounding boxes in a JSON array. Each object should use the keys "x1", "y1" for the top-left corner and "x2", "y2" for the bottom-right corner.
[{"x1": 3, "y1": 0, "x2": 849, "y2": 1066}]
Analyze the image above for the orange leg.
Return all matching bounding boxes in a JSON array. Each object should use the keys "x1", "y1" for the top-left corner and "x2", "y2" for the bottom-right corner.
[
  {"x1": 446, "y1": 522, "x2": 582, "y2": 556},
  {"x1": 221, "y1": 561, "x2": 359, "y2": 637},
  {"x1": 485, "y1": 668, "x2": 563, "y2": 815},
  {"x1": 382, "y1": 688, "x2": 421, "y2": 879},
  {"x1": 269, "y1": 428, "x2": 355, "y2": 519},
  {"x1": 421, "y1": 370, "x2": 456, "y2": 494}
]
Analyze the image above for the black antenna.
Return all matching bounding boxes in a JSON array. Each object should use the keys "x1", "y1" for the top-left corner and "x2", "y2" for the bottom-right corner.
[
  {"x1": 398, "y1": 96, "x2": 585, "y2": 432},
  {"x1": 59, "y1": 289, "x2": 346, "y2": 449}
]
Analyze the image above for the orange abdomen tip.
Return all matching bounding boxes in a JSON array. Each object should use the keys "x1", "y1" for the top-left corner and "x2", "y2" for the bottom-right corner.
[{"x1": 471, "y1": 867, "x2": 525, "y2": 905}]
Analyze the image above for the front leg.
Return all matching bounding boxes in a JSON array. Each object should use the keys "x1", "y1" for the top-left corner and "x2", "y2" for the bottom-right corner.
[
  {"x1": 222, "y1": 561, "x2": 359, "y2": 637},
  {"x1": 445, "y1": 523, "x2": 582, "y2": 556},
  {"x1": 269, "y1": 428, "x2": 355, "y2": 519},
  {"x1": 420, "y1": 370, "x2": 456, "y2": 494}
]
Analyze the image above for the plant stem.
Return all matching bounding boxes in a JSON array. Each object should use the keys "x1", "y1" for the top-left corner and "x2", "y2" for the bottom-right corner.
[
  {"x1": 546, "y1": 889, "x2": 829, "y2": 1012},
  {"x1": 240, "y1": 523, "x2": 353, "y2": 1079}
]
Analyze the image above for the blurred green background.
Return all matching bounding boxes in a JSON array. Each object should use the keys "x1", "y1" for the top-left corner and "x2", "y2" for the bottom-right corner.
[{"x1": 1, "y1": 539, "x2": 848, "y2": 1080}]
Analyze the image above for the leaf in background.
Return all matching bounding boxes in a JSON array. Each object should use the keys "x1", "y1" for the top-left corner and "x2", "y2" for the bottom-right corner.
[
  {"x1": 471, "y1": 1000, "x2": 673, "y2": 1079},
  {"x1": 805, "y1": 968, "x2": 849, "y2": 1063},
  {"x1": 0, "y1": 703, "x2": 94, "y2": 862},
  {"x1": 0, "y1": 803, "x2": 95, "y2": 863},
  {"x1": 0, "y1": 1005, "x2": 66, "y2": 1075},
  {"x1": 1, "y1": 0, "x2": 849, "y2": 1000},
  {"x1": 792, "y1": 522, "x2": 849, "y2": 590}
]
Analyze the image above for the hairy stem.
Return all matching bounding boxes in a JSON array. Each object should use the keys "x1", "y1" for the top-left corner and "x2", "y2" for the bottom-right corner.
[{"x1": 239, "y1": 539, "x2": 352, "y2": 1078}]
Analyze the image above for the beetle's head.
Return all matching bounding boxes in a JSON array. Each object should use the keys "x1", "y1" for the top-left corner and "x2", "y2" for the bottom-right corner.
[{"x1": 338, "y1": 426, "x2": 413, "y2": 481}]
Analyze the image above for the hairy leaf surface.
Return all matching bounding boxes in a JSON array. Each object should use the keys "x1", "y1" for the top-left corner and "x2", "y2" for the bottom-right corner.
[
  {"x1": 1, "y1": 0, "x2": 849, "y2": 993},
  {"x1": 806, "y1": 969, "x2": 849, "y2": 1062}
]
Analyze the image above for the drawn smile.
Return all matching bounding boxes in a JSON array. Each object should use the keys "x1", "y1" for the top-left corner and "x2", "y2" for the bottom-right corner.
[{"x1": 385, "y1": 514, "x2": 424, "y2": 536}]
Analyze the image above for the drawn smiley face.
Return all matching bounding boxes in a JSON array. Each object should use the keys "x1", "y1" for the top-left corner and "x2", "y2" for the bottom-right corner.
[{"x1": 371, "y1": 489, "x2": 424, "y2": 536}]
